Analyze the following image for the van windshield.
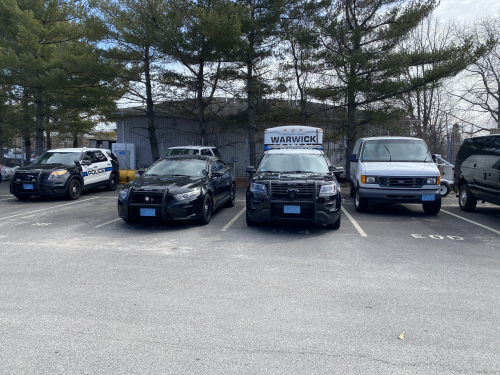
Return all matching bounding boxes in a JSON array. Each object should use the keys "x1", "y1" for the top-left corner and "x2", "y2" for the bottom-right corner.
[{"x1": 361, "y1": 139, "x2": 432, "y2": 162}]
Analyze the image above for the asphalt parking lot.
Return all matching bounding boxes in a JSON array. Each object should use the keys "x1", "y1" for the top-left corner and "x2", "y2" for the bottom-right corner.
[{"x1": 1, "y1": 181, "x2": 499, "y2": 374}]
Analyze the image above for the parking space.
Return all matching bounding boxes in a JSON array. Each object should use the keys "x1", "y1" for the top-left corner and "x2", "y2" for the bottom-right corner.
[{"x1": 1, "y1": 181, "x2": 500, "y2": 374}]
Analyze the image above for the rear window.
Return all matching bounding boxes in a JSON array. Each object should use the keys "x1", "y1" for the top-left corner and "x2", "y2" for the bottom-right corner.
[
  {"x1": 162, "y1": 148, "x2": 200, "y2": 157},
  {"x1": 212, "y1": 148, "x2": 221, "y2": 158}
]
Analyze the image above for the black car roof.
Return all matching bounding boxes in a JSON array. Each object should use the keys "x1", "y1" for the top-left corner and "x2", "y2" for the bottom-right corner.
[{"x1": 161, "y1": 155, "x2": 217, "y2": 161}]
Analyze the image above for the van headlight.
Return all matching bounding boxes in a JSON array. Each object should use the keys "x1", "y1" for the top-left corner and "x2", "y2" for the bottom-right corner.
[
  {"x1": 427, "y1": 177, "x2": 440, "y2": 185},
  {"x1": 361, "y1": 175, "x2": 377, "y2": 184},
  {"x1": 250, "y1": 183, "x2": 266, "y2": 194},
  {"x1": 175, "y1": 187, "x2": 201, "y2": 200},
  {"x1": 319, "y1": 184, "x2": 337, "y2": 196}
]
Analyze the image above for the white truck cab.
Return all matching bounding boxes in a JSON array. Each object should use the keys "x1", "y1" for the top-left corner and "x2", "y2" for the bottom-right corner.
[{"x1": 348, "y1": 136, "x2": 442, "y2": 215}]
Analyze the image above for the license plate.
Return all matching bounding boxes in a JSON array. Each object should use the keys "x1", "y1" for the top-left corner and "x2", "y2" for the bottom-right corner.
[
  {"x1": 23, "y1": 184, "x2": 34, "y2": 190},
  {"x1": 140, "y1": 208, "x2": 156, "y2": 217},
  {"x1": 422, "y1": 194, "x2": 435, "y2": 201},
  {"x1": 284, "y1": 205, "x2": 301, "y2": 214}
]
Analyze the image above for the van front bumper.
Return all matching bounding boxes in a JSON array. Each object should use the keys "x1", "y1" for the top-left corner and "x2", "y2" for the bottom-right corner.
[{"x1": 358, "y1": 187, "x2": 440, "y2": 204}]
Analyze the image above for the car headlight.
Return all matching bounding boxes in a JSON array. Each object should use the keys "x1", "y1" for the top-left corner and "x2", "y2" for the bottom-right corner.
[
  {"x1": 427, "y1": 176, "x2": 440, "y2": 185},
  {"x1": 361, "y1": 175, "x2": 377, "y2": 184},
  {"x1": 119, "y1": 189, "x2": 129, "y2": 201},
  {"x1": 250, "y1": 183, "x2": 266, "y2": 194},
  {"x1": 175, "y1": 187, "x2": 201, "y2": 200},
  {"x1": 319, "y1": 184, "x2": 337, "y2": 196},
  {"x1": 48, "y1": 170, "x2": 69, "y2": 180}
]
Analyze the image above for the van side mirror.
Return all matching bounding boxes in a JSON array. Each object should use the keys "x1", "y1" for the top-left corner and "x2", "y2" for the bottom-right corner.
[
  {"x1": 348, "y1": 154, "x2": 358, "y2": 162},
  {"x1": 246, "y1": 166, "x2": 256, "y2": 174}
]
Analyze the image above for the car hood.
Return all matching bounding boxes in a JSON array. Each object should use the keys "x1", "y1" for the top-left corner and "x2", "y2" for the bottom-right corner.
[
  {"x1": 16, "y1": 164, "x2": 77, "y2": 173},
  {"x1": 126, "y1": 175, "x2": 205, "y2": 193},
  {"x1": 254, "y1": 172, "x2": 335, "y2": 183},
  {"x1": 362, "y1": 162, "x2": 439, "y2": 176}
]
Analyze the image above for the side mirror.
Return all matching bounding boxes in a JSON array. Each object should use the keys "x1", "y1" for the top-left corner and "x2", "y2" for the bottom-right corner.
[
  {"x1": 246, "y1": 166, "x2": 256, "y2": 174},
  {"x1": 347, "y1": 154, "x2": 358, "y2": 163},
  {"x1": 202, "y1": 170, "x2": 208, "y2": 177},
  {"x1": 80, "y1": 160, "x2": 92, "y2": 166}
]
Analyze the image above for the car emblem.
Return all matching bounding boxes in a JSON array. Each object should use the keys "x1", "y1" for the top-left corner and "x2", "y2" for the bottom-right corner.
[
  {"x1": 287, "y1": 189, "x2": 299, "y2": 200},
  {"x1": 145, "y1": 196, "x2": 150, "y2": 202},
  {"x1": 398, "y1": 180, "x2": 405, "y2": 184}
]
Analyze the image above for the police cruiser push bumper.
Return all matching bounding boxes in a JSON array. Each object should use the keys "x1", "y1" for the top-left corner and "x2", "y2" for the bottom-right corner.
[
  {"x1": 246, "y1": 180, "x2": 341, "y2": 225},
  {"x1": 118, "y1": 186, "x2": 204, "y2": 221}
]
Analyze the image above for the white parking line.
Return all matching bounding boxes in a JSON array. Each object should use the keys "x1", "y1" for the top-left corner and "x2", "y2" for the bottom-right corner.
[
  {"x1": 440, "y1": 209, "x2": 500, "y2": 235},
  {"x1": 341, "y1": 207, "x2": 367, "y2": 237},
  {"x1": 221, "y1": 207, "x2": 246, "y2": 231},
  {"x1": 94, "y1": 218, "x2": 122, "y2": 228},
  {"x1": 0, "y1": 197, "x2": 98, "y2": 221},
  {"x1": 0, "y1": 198, "x2": 14, "y2": 202}
]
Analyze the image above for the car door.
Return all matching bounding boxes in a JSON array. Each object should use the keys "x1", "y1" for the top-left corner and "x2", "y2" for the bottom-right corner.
[
  {"x1": 482, "y1": 137, "x2": 500, "y2": 204},
  {"x1": 93, "y1": 150, "x2": 113, "y2": 183},
  {"x1": 210, "y1": 160, "x2": 228, "y2": 204},
  {"x1": 81, "y1": 151, "x2": 96, "y2": 186}
]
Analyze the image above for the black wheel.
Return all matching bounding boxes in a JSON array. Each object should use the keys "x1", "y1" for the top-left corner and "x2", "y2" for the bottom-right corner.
[
  {"x1": 439, "y1": 181, "x2": 450, "y2": 197},
  {"x1": 327, "y1": 212, "x2": 341, "y2": 229},
  {"x1": 354, "y1": 186, "x2": 368, "y2": 213},
  {"x1": 350, "y1": 181, "x2": 355, "y2": 198},
  {"x1": 15, "y1": 194, "x2": 31, "y2": 201},
  {"x1": 246, "y1": 209, "x2": 259, "y2": 226},
  {"x1": 106, "y1": 174, "x2": 118, "y2": 191},
  {"x1": 423, "y1": 196, "x2": 441, "y2": 215},
  {"x1": 459, "y1": 184, "x2": 477, "y2": 212},
  {"x1": 225, "y1": 183, "x2": 236, "y2": 208},
  {"x1": 65, "y1": 179, "x2": 81, "y2": 200},
  {"x1": 198, "y1": 194, "x2": 213, "y2": 225}
]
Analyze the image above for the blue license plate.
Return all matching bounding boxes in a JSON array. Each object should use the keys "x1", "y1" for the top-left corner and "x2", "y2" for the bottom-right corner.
[
  {"x1": 23, "y1": 184, "x2": 34, "y2": 190},
  {"x1": 284, "y1": 205, "x2": 301, "y2": 214},
  {"x1": 140, "y1": 208, "x2": 156, "y2": 217},
  {"x1": 422, "y1": 194, "x2": 435, "y2": 201}
]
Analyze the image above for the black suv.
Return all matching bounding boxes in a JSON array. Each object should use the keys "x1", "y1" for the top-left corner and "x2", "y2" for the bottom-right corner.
[
  {"x1": 454, "y1": 134, "x2": 500, "y2": 211},
  {"x1": 246, "y1": 149, "x2": 343, "y2": 229}
]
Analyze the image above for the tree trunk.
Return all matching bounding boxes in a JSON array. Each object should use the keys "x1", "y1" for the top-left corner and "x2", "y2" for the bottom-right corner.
[
  {"x1": 24, "y1": 137, "x2": 32, "y2": 166},
  {"x1": 144, "y1": 45, "x2": 160, "y2": 161},
  {"x1": 197, "y1": 58, "x2": 206, "y2": 145},
  {"x1": 35, "y1": 88, "x2": 44, "y2": 157},
  {"x1": 0, "y1": 107, "x2": 4, "y2": 165},
  {"x1": 22, "y1": 89, "x2": 32, "y2": 165},
  {"x1": 247, "y1": 22, "x2": 256, "y2": 167},
  {"x1": 73, "y1": 138, "x2": 78, "y2": 148}
]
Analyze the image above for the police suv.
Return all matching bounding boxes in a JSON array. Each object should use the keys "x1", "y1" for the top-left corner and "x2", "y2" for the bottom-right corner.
[
  {"x1": 10, "y1": 148, "x2": 119, "y2": 200},
  {"x1": 246, "y1": 126, "x2": 343, "y2": 229}
]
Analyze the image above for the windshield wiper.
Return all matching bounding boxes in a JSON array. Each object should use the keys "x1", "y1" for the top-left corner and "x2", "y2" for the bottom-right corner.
[{"x1": 382, "y1": 145, "x2": 392, "y2": 162}]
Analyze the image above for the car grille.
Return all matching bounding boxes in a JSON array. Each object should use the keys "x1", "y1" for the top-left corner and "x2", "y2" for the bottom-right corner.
[
  {"x1": 271, "y1": 183, "x2": 316, "y2": 200},
  {"x1": 129, "y1": 192, "x2": 165, "y2": 204},
  {"x1": 14, "y1": 172, "x2": 39, "y2": 182},
  {"x1": 378, "y1": 177, "x2": 424, "y2": 188}
]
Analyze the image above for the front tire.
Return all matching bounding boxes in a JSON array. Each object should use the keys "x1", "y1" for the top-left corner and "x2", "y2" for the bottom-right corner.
[
  {"x1": 439, "y1": 181, "x2": 450, "y2": 197},
  {"x1": 459, "y1": 184, "x2": 477, "y2": 212},
  {"x1": 65, "y1": 179, "x2": 81, "y2": 200},
  {"x1": 106, "y1": 174, "x2": 118, "y2": 191},
  {"x1": 225, "y1": 183, "x2": 236, "y2": 208},
  {"x1": 327, "y1": 213, "x2": 341, "y2": 229},
  {"x1": 246, "y1": 209, "x2": 259, "y2": 226},
  {"x1": 423, "y1": 196, "x2": 441, "y2": 215},
  {"x1": 354, "y1": 186, "x2": 368, "y2": 213},
  {"x1": 198, "y1": 193, "x2": 213, "y2": 225}
]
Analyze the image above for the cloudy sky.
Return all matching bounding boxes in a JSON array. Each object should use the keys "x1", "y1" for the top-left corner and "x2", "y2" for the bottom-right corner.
[{"x1": 434, "y1": 0, "x2": 499, "y2": 21}]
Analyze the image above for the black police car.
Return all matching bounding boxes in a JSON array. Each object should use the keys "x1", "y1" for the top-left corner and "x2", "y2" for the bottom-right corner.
[
  {"x1": 118, "y1": 155, "x2": 236, "y2": 224},
  {"x1": 246, "y1": 148, "x2": 343, "y2": 229},
  {"x1": 10, "y1": 148, "x2": 120, "y2": 200}
]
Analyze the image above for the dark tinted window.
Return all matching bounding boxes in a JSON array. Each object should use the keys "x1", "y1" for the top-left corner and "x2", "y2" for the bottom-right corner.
[
  {"x1": 94, "y1": 150, "x2": 107, "y2": 162},
  {"x1": 201, "y1": 149, "x2": 212, "y2": 156},
  {"x1": 105, "y1": 150, "x2": 118, "y2": 161},
  {"x1": 82, "y1": 152, "x2": 96, "y2": 163},
  {"x1": 211, "y1": 160, "x2": 224, "y2": 173},
  {"x1": 212, "y1": 148, "x2": 221, "y2": 158},
  {"x1": 162, "y1": 148, "x2": 200, "y2": 157},
  {"x1": 457, "y1": 139, "x2": 473, "y2": 161}
]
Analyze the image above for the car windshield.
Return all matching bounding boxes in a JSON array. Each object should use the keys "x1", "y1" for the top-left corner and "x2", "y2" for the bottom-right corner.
[
  {"x1": 34, "y1": 151, "x2": 81, "y2": 165},
  {"x1": 258, "y1": 153, "x2": 329, "y2": 173},
  {"x1": 145, "y1": 159, "x2": 206, "y2": 177},
  {"x1": 361, "y1": 139, "x2": 432, "y2": 162},
  {"x1": 162, "y1": 149, "x2": 200, "y2": 157}
]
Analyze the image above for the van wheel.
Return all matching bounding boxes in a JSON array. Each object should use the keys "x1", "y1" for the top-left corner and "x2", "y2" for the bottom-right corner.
[
  {"x1": 106, "y1": 174, "x2": 118, "y2": 191},
  {"x1": 65, "y1": 179, "x2": 81, "y2": 200},
  {"x1": 439, "y1": 181, "x2": 450, "y2": 197},
  {"x1": 327, "y1": 213, "x2": 341, "y2": 229},
  {"x1": 423, "y1": 196, "x2": 441, "y2": 215},
  {"x1": 349, "y1": 181, "x2": 355, "y2": 198},
  {"x1": 459, "y1": 184, "x2": 477, "y2": 212},
  {"x1": 354, "y1": 187, "x2": 368, "y2": 213}
]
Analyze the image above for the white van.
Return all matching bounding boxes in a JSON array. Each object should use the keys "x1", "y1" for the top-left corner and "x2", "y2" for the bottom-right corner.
[{"x1": 348, "y1": 137, "x2": 441, "y2": 215}]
